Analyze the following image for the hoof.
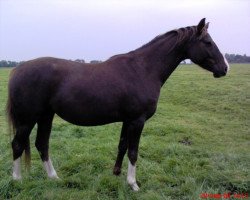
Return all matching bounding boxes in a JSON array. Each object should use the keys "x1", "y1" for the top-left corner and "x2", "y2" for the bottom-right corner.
[
  {"x1": 48, "y1": 174, "x2": 60, "y2": 179},
  {"x1": 53, "y1": 175, "x2": 60, "y2": 179},
  {"x1": 13, "y1": 173, "x2": 21, "y2": 180},
  {"x1": 113, "y1": 166, "x2": 121, "y2": 176},
  {"x1": 129, "y1": 182, "x2": 140, "y2": 191}
]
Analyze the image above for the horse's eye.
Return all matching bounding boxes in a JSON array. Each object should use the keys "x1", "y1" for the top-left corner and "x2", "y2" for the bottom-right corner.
[{"x1": 204, "y1": 41, "x2": 212, "y2": 46}]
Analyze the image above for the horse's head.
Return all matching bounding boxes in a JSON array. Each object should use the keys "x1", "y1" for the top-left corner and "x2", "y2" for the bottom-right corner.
[{"x1": 187, "y1": 18, "x2": 229, "y2": 78}]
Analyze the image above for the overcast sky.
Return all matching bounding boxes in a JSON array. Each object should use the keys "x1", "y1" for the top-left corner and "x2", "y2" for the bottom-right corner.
[{"x1": 0, "y1": 0, "x2": 250, "y2": 62}]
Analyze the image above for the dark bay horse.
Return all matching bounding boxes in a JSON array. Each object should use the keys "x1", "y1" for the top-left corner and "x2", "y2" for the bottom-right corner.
[{"x1": 7, "y1": 18, "x2": 229, "y2": 190}]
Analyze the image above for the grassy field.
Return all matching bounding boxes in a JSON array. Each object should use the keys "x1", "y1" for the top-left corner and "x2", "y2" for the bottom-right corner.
[{"x1": 0, "y1": 64, "x2": 249, "y2": 200}]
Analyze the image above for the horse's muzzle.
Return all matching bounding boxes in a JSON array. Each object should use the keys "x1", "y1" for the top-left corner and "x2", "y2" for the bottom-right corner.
[
  {"x1": 213, "y1": 71, "x2": 226, "y2": 78},
  {"x1": 213, "y1": 66, "x2": 228, "y2": 78}
]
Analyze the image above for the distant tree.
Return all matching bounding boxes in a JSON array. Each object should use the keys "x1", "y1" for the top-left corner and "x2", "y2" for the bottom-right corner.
[
  {"x1": 225, "y1": 53, "x2": 250, "y2": 63},
  {"x1": 90, "y1": 60, "x2": 102, "y2": 64},
  {"x1": 0, "y1": 60, "x2": 19, "y2": 67},
  {"x1": 74, "y1": 59, "x2": 85, "y2": 63}
]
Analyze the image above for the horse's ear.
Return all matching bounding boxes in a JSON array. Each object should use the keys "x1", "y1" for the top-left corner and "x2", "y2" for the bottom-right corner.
[
  {"x1": 197, "y1": 18, "x2": 206, "y2": 35},
  {"x1": 205, "y1": 22, "x2": 209, "y2": 30}
]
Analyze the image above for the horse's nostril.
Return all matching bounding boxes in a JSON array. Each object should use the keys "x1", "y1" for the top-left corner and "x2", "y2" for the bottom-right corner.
[{"x1": 224, "y1": 67, "x2": 228, "y2": 73}]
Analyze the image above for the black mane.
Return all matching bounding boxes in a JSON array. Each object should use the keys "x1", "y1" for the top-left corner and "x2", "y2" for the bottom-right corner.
[{"x1": 136, "y1": 26, "x2": 197, "y2": 53}]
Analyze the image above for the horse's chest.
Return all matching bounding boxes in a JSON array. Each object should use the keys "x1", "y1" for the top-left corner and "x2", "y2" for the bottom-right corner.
[{"x1": 121, "y1": 94, "x2": 158, "y2": 120}]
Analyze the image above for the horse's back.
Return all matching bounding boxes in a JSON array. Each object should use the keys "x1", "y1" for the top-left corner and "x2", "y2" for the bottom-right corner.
[{"x1": 9, "y1": 57, "x2": 84, "y2": 90}]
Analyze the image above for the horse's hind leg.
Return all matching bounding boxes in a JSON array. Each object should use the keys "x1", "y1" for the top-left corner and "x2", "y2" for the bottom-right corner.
[
  {"x1": 12, "y1": 123, "x2": 35, "y2": 180},
  {"x1": 35, "y1": 112, "x2": 58, "y2": 179}
]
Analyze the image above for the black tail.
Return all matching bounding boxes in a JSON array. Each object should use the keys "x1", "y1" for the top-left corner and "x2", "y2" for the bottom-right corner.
[{"x1": 6, "y1": 72, "x2": 31, "y2": 169}]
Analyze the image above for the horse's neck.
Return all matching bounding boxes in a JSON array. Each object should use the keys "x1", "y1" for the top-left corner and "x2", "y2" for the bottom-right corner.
[{"x1": 133, "y1": 31, "x2": 187, "y2": 86}]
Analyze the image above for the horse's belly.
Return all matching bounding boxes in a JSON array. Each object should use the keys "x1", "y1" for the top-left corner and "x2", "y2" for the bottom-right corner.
[
  {"x1": 53, "y1": 103, "x2": 122, "y2": 126},
  {"x1": 57, "y1": 113, "x2": 122, "y2": 126}
]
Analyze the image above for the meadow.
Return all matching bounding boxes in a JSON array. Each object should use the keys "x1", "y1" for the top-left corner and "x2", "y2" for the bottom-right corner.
[{"x1": 0, "y1": 64, "x2": 249, "y2": 200}]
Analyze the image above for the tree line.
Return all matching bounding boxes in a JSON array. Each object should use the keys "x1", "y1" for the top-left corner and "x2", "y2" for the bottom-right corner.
[
  {"x1": 0, "y1": 54, "x2": 250, "y2": 67},
  {"x1": 0, "y1": 60, "x2": 23, "y2": 68},
  {"x1": 0, "y1": 59, "x2": 102, "y2": 68},
  {"x1": 225, "y1": 54, "x2": 250, "y2": 63}
]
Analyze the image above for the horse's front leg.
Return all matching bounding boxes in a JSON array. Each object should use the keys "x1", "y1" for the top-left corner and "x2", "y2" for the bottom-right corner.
[
  {"x1": 113, "y1": 123, "x2": 128, "y2": 175},
  {"x1": 126, "y1": 117, "x2": 145, "y2": 191}
]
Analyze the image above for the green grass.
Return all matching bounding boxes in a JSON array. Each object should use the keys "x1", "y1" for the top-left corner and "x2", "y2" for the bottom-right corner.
[{"x1": 0, "y1": 65, "x2": 249, "y2": 199}]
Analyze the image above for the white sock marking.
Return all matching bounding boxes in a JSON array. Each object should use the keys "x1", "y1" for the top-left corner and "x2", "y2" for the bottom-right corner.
[
  {"x1": 13, "y1": 158, "x2": 21, "y2": 180},
  {"x1": 223, "y1": 55, "x2": 230, "y2": 72},
  {"x1": 127, "y1": 161, "x2": 140, "y2": 191},
  {"x1": 43, "y1": 158, "x2": 59, "y2": 179}
]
